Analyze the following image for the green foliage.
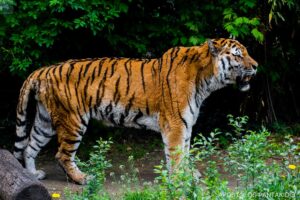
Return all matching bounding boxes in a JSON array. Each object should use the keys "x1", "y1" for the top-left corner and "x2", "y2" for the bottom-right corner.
[
  {"x1": 66, "y1": 116, "x2": 299, "y2": 199},
  {"x1": 268, "y1": 0, "x2": 295, "y2": 24},
  {"x1": 65, "y1": 138, "x2": 112, "y2": 200},
  {"x1": 223, "y1": 4, "x2": 264, "y2": 43},
  {"x1": 227, "y1": 114, "x2": 249, "y2": 137},
  {"x1": 1, "y1": 0, "x2": 129, "y2": 74},
  {"x1": 225, "y1": 128, "x2": 271, "y2": 188}
]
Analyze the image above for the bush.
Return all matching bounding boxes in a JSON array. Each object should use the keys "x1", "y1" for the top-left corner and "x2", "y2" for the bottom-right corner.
[
  {"x1": 65, "y1": 138, "x2": 112, "y2": 200},
  {"x1": 65, "y1": 116, "x2": 299, "y2": 199}
]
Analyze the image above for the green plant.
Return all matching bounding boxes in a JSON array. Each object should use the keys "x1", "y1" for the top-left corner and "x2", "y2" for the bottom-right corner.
[
  {"x1": 65, "y1": 138, "x2": 112, "y2": 200},
  {"x1": 1, "y1": 0, "x2": 129, "y2": 74},
  {"x1": 224, "y1": 128, "x2": 271, "y2": 188},
  {"x1": 153, "y1": 156, "x2": 201, "y2": 200},
  {"x1": 64, "y1": 116, "x2": 299, "y2": 199},
  {"x1": 227, "y1": 114, "x2": 249, "y2": 137},
  {"x1": 223, "y1": 0, "x2": 264, "y2": 43}
]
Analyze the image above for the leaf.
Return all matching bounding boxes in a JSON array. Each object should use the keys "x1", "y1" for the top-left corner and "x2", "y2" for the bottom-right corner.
[
  {"x1": 251, "y1": 28, "x2": 264, "y2": 43},
  {"x1": 189, "y1": 36, "x2": 201, "y2": 45},
  {"x1": 269, "y1": 12, "x2": 273, "y2": 24},
  {"x1": 180, "y1": 37, "x2": 187, "y2": 45}
]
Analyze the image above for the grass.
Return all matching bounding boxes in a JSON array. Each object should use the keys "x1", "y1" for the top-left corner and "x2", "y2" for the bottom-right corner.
[{"x1": 65, "y1": 116, "x2": 300, "y2": 200}]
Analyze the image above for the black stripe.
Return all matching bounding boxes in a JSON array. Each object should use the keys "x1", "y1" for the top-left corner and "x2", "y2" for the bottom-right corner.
[
  {"x1": 65, "y1": 139, "x2": 81, "y2": 145},
  {"x1": 105, "y1": 102, "x2": 113, "y2": 116},
  {"x1": 151, "y1": 60, "x2": 156, "y2": 81},
  {"x1": 34, "y1": 125, "x2": 53, "y2": 138},
  {"x1": 95, "y1": 67, "x2": 107, "y2": 105},
  {"x1": 16, "y1": 118, "x2": 26, "y2": 126},
  {"x1": 158, "y1": 58, "x2": 162, "y2": 73},
  {"x1": 177, "y1": 107, "x2": 188, "y2": 129},
  {"x1": 187, "y1": 98, "x2": 194, "y2": 115},
  {"x1": 125, "y1": 93, "x2": 135, "y2": 116},
  {"x1": 91, "y1": 66, "x2": 97, "y2": 84},
  {"x1": 59, "y1": 65, "x2": 64, "y2": 81},
  {"x1": 88, "y1": 96, "x2": 93, "y2": 108},
  {"x1": 195, "y1": 70, "x2": 201, "y2": 94},
  {"x1": 36, "y1": 68, "x2": 46, "y2": 79},
  {"x1": 108, "y1": 113, "x2": 117, "y2": 125},
  {"x1": 62, "y1": 149, "x2": 71, "y2": 157},
  {"x1": 140, "y1": 60, "x2": 147, "y2": 92},
  {"x1": 146, "y1": 101, "x2": 150, "y2": 115},
  {"x1": 52, "y1": 65, "x2": 60, "y2": 89},
  {"x1": 185, "y1": 137, "x2": 191, "y2": 143},
  {"x1": 15, "y1": 134, "x2": 28, "y2": 142},
  {"x1": 179, "y1": 55, "x2": 188, "y2": 65},
  {"x1": 97, "y1": 58, "x2": 106, "y2": 76},
  {"x1": 226, "y1": 56, "x2": 231, "y2": 66},
  {"x1": 76, "y1": 107, "x2": 88, "y2": 127},
  {"x1": 14, "y1": 145, "x2": 23, "y2": 152},
  {"x1": 78, "y1": 130, "x2": 85, "y2": 136},
  {"x1": 110, "y1": 60, "x2": 118, "y2": 77},
  {"x1": 44, "y1": 67, "x2": 53, "y2": 78},
  {"x1": 133, "y1": 109, "x2": 144, "y2": 126},
  {"x1": 189, "y1": 54, "x2": 197, "y2": 64},
  {"x1": 80, "y1": 83, "x2": 88, "y2": 114},
  {"x1": 76, "y1": 64, "x2": 84, "y2": 87},
  {"x1": 66, "y1": 63, "x2": 74, "y2": 85},
  {"x1": 221, "y1": 58, "x2": 226, "y2": 70},
  {"x1": 83, "y1": 77, "x2": 91, "y2": 100},
  {"x1": 83, "y1": 61, "x2": 93, "y2": 77},
  {"x1": 38, "y1": 111, "x2": 51, "y2": 123},
  {"x1": 74, "y1": 82, "x2": 82, "y2": 114},
  {"x1": 29, "y1": 143, "x2": 39, "y2": 151},
  {"x1": 62, "y1": 149, "x2": 78, "y2": 157},
  {"x1": 113, "y1": 76, "x2": 121, "y2": 104},
  {"x1": 206, "y1": 47, "x2": 210, "y2": 57},
  {"x1": 220, "y1": 38, "x2": 227, "y2": 45},
  {"x1": 124, "y1": 59, "x2": 131, "y2": 95},
  {"x1": 204, "y1": 78, "x2": 210, "y2": 86},
  {"x1": 119, "y1": 114, "x2": 125, "y2": 126},
  {"x1": 32, "y1": 134, "x2": 43, "y2": 144},
  {"x1": 64, "y1": 83, "x2": 73, "y2": 111}
]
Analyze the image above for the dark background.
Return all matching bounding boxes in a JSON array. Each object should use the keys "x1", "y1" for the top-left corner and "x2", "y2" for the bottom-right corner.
[{"x1": 0, "y1": 0, "x2": 300, "y2": 150}]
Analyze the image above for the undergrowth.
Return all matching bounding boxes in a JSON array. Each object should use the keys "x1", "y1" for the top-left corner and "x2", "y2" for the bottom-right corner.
[{"x1": 65, "y1": 116, "x2": 300, "y2": 200}]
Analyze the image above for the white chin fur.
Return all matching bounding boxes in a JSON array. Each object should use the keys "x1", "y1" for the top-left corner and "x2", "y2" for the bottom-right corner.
[{"x1": 240, "y1": 84, "x2": 250, "y2": 92}]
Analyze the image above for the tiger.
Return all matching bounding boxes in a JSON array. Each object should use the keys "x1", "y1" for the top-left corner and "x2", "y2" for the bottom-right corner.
[{"x1": 13, "y1": 38, "x2": 258, "y2": 184}]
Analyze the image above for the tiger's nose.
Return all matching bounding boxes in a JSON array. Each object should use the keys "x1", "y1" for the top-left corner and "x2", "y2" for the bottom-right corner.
[{"x1": 251, "y1": 60, "x2": 258, "y2": 71}]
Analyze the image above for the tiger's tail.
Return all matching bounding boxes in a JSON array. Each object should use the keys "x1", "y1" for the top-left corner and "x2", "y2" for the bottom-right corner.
[{"x1": 13, "y1": 77, "x2": 35, "y2": 162}]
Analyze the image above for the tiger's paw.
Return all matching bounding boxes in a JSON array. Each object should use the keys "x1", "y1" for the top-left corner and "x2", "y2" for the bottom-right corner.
[
  {"x1": 33, "y1": 170, "x2": 47, "y2": 180},
  {"x1": 69, "y1": 172, "x2": 90, "y2": 185}
]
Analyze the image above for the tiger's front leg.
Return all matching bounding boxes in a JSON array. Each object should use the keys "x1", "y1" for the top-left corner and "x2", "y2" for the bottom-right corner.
[
  {"x1": 160, "y1": 116, "x2": 192, "y2": 173},
  {"x1": 160, "y1": 115, "x2": 201, "y2": 179}
]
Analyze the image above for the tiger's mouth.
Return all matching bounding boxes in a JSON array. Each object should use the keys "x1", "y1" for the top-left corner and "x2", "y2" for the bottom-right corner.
[{"x1": 236, "y1": 75, "x2": 252, "y2": 92}]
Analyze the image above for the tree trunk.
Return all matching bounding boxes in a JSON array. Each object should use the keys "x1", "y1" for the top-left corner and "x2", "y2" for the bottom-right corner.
[{"x1": 0, "y1": 149, "x2": 51, "y2": 200}]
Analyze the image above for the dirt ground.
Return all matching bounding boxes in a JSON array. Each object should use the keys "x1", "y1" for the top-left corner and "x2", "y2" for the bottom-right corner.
[
  {"x1": 38, "y1": 148, "x2": 238, "y2": 200},
  {"x1": 39, "y1": 149, "x2": 165, "y2": 199}
]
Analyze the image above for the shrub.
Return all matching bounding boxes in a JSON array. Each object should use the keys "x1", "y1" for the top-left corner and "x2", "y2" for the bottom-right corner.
[
  {"x1": 65, "y1": 116, "x2": 300, "y2": 199},
  {"x1": 65, "y1": 138, "x2": 112, "y2": 200}
]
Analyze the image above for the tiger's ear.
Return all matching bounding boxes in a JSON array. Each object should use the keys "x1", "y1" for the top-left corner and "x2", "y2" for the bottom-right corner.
[{"x1": 207, "y1": 39, "x2": 219, "y2": 57}]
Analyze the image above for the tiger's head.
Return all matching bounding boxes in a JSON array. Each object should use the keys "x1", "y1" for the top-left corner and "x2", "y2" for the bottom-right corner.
[{"x1": 208, "y1": 38, "x2": 258, "y2": 92}]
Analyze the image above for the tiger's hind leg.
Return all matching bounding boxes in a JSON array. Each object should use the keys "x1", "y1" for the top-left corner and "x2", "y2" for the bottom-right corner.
[
  {"x1": 54, "y1": 118, "x2": 88, "y2": 185},
  {"x1": 24, "y1": 102, "x2": 55, "y2": 179}
]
